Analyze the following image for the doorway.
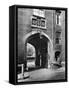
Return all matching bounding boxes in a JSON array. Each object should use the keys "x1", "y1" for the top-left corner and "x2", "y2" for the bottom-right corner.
[{"x1": 26, "y1": 33, "x2": 49, "y2": 70}]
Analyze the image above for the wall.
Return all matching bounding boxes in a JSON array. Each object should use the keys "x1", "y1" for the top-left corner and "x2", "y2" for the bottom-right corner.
[
  {"x1": 61, "y1": 11, "x2": 65, "y2": 61},
  {"x1": 18, "y1": 8, "x2": 32, "y2": 63},
  {"x1": 18, "y1": 8, "x2": 54, "y2": 64}
]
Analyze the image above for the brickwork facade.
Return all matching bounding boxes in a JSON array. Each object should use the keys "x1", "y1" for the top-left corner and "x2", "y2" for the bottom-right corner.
[{"x1": 18, "y1": 8, "x2": 65, "y2": 69}]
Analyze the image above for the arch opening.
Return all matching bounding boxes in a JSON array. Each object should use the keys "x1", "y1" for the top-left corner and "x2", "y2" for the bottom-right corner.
[
  {"x1": 23, "y1": 32, "x2": 54, "y2": 71},
  {"x1": 55, "y1": 51, "x2": 61, "y2": 61}
]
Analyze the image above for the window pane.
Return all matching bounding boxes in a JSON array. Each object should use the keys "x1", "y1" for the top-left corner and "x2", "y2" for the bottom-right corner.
[
  {"x1": 55, "y1": 38, "x2": 59, "y2": 44},
  {"x1": 56, "y1": 31, "x2": 61, "y2": 37},
  {"x1": 37, "y1": 19, "x2": 41, "y2": 26},
  {"x1": 41, "y1": 20, "x2": 45, "y2": 27},
  {"x1": 32, "y1": 18, "x2": 37, "y2": 25}
]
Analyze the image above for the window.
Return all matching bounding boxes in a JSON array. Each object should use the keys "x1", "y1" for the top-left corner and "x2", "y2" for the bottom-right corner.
[
  {"x1": 55, "y1": 37, "x2": 61, "y2": 44},
  {"x1": 32, "y1": 16, "x2": 46, "y2": 28},
  {"x1": 56, "y1": 10, "x2": 61, "y2": 25},
  {"x1": 32, "y1": 18, "x2": 37, "y2": 25},
  {"x1": 41, "y1": 20, "x2": 45, "y2": 27},
  {"x1": 56, "y1": 15, "x2": 61, "y2": 25},
  {"x1": 37, "y1": 18, "x2": 41, "y2": 26},
  {"x1": 56, "y1": 31, "x2": 61, "y2": 38},
  {"x1": 55, "y1": 38, "x2": 59, "y2": 44}
]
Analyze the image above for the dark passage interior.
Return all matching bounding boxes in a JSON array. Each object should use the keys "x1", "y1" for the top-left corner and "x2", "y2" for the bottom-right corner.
[{"x1": 26, "y1": 33, "x2": 48, "y2": 70}]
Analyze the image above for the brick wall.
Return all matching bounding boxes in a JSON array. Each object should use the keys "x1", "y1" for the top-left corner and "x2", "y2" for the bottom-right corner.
[{"x1": 18, "y1": 8, "x2": 65, "y2": 64}]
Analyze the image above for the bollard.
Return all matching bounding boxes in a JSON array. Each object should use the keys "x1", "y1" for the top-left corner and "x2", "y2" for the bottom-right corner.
[{"x1": 21, "y1": 64, "x2": 24, "y2": 79}]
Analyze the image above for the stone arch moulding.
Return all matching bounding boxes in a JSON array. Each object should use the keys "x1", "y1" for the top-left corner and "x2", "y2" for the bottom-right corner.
[{"x1": 23, "y1": 31, "x2": 54, "y2": 68}]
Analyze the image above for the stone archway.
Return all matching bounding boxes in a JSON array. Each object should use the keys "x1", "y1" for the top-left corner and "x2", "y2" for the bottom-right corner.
[{"x1": 23, "y1": 31, "x2": 54, "y2": 69}]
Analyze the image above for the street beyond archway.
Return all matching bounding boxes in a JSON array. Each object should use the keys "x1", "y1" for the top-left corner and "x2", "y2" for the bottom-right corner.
[{"x1": 18, "y1": 66, "x2": 65, "y2": 82}]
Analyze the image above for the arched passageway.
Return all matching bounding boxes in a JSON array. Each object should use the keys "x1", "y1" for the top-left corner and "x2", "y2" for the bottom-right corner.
[
  {"x1": 26, "y1": 33, "x2": 49, "y2": 70},
  {"x1": 22, "y1": 31, "x2": 54, "y2": 71}
]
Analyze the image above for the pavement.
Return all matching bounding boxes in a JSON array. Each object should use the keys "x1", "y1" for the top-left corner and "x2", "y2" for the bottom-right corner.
[{"x1": 18, "y1": 66, "x2": 65, "y2": 82}]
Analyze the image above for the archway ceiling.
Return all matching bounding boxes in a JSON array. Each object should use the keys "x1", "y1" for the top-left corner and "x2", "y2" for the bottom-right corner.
[{"x1": 27, "y1": 33, "x2": 48, "y2": 49}]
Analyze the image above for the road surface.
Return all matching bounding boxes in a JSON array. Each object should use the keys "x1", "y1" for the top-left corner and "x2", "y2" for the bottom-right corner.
[{"x1": 18, "y1": 67, "x2": 65, "y2": 82}]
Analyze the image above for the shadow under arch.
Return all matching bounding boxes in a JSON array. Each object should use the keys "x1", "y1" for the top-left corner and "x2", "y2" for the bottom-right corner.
[{"x1": 23, "y1": 31, "x2": 54, "y2": 69}]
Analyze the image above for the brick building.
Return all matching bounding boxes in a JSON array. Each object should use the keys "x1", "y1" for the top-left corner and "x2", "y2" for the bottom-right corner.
[{"x1": 18, "y1": 8, "x2": 65, "y2": 72}]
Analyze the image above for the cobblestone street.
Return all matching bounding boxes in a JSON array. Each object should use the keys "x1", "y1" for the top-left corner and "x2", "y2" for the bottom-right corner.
[{"x1": 18, "y1": 66, "x2": 65, "y2": 82}]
